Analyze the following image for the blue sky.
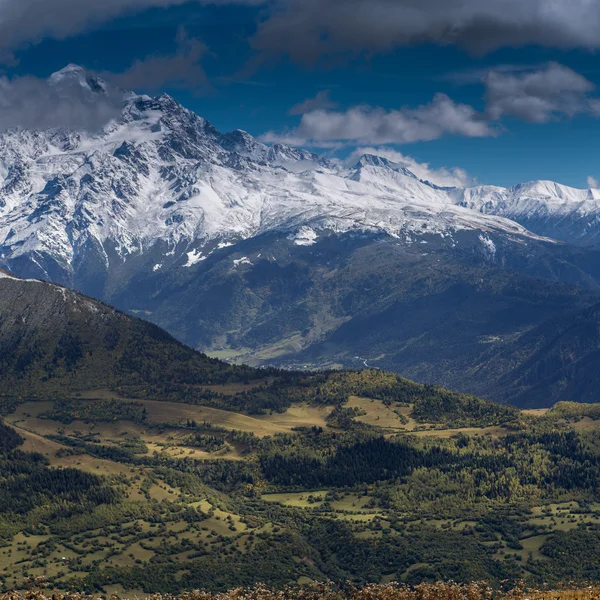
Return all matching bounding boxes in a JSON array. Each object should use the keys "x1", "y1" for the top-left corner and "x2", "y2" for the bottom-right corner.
[{"x1": 4, "y1": 0, "x2": 600, "y2": 188}]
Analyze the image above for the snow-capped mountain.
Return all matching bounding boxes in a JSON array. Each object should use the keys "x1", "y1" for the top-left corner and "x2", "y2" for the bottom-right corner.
[
  {"x1": 452, "y1": 181, "x2": 600, "y2": 247},
  {"x1": 0, "y1": 64, "x2": 571, "y2": 286},
  {"x1": 4, "y1": 66, "x2": 600, "y2": 407}
]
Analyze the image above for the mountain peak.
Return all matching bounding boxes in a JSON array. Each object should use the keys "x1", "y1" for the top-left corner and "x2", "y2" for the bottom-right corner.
[
  {"x1": 230, "y1": 129, "x2": 254, "y2": 140},
  {"x1": 155, "y1": 92, "x2": 177, "y2": 106},
  {"x1": 51, "y1": 63, "x2": 87, "y2": 76},
  {"x1": 48, "y1": 63, "x2": 108, "y2": 95},
  {"x1": 352, "y1": 153, "x2": 421, "y2": 182},
  {"x1": 220, "y1": 129, "x2": 263, "y2": 153},
  {"x1": 509, "y1": 179, "x2": 585, "y2": 202},
  {"x1": 354, "y1": 154, "x2": 393, "y2": 169}
]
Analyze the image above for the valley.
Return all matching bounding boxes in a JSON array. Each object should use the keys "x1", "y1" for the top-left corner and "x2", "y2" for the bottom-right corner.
[
  {"x1": 4, "y1": 373, "x2": 600, "y2": 595},
  {"x1": 3, "y1": 67, "x2": 600, "y2": 408},
  {"x1": 0, "y1": 62, "x2": 600, "y2": 600}
]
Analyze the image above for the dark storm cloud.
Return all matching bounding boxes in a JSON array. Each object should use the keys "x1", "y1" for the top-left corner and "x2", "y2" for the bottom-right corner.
[
  {"x1": 0, "y1": 0, "x2": 263, "y2": 54},
  {"x1": 251, "y1": 0, "x2": 600, "y2": 64},
  {"x1": 2, "y1": 0, "x2": 598, "y2": 65},
  {"x1": 108, "y1": 27, "x2": 211, "y2": 92}
]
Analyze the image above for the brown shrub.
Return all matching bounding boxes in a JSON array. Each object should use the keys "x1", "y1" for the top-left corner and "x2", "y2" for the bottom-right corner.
[{"x1": 4, "y1": 582, "x2": 600, "y2": 600}]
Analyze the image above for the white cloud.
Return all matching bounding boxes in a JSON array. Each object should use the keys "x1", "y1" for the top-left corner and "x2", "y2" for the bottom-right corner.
[
  {"x1": 0, "y1": 67, "x2": 123, "y2": 132},
  {"x1": 588, "y1": 176, "x2": 598, "y2": 189},
  {"x1": 264, "y1": 62, "x2": 600, "y2": 150},
  {"x1": 262, "y1": 93, "x2": 493, "y2": 147},
  {"x1": 345, "y1": 147, "x2": 474, "y2": 188},
  {"x1": 484, "y1": 62, "x2": 600, "y2": 123}
]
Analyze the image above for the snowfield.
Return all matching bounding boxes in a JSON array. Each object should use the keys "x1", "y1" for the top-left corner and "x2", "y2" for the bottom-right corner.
[{"x1": 1, "y1": 65, "x2": 599, "y2": 281}]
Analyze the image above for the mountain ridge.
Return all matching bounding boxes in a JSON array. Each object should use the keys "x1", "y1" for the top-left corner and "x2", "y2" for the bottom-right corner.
[
  {"x1": 2, "y1": 66, "x2": 600, "y2": 408},
  {"x1": 0, "y1": 64, "x2": 572, "y2": 290},
  {"x1": 0, "y1": 267, "x2": 261, "y2": 404}
]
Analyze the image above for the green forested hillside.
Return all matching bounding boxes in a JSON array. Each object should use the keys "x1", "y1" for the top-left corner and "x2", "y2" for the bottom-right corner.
[
  {"x1": 3, "y1": 271, "x2": 600, "y2": 595},
  {"x1": 4, "y1": 387, "x2": 600, "y2": 595},
  {"x1": 0, "y1": 275, "x2": 259, "y2": 401}
]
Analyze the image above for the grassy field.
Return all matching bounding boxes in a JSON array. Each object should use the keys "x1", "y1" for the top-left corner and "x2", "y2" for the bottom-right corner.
[
  {"x1": 3, "y1": 390, "x2": 599, "y2": 595},
  {"x1": 261, "y1": 491, "x2": 330, "y2": 508},
  {"x1": 10, "y1": 392, "x2": 522, "y2": 448},
  {"x1": 570, "y1": 417, "x2": 600, "y2": 431},
  {"x1": 5, "y1": 399, "x2": 334, "y2": 460},
  {"x1": 205, "y1": 348, "x2": 254, "y2": 361},
  {"x1": 0, "y1": 493, "x2": 258, "y2": 592},
  {"x1": 522, "y1": 409, "x2": 550, "y2": 417},
  {"x1": 8, "y1": 422, "x2": 135, "y2": 476},
  {"x1": 346, "y1": 397, "x2": 413, "y2": 430},
  {"x1": 139, "y1": 399, "x2": 332, "y2": 437},
  {"x1": 261, "y1": 490, "x2": 390, "y2": 526},
  {"x1": 410, "y1": 425, "x2": 511, "y2": 438},
  {"x1": 344, "y1": 397, "x2": 511, "y2": 438},
  {"x1": 261, "y1": 490, "x2": 600, "y2": 573}
]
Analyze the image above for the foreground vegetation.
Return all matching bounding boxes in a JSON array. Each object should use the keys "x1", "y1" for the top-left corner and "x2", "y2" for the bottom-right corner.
[
  {"x1": 3, "y1": 582, "x2": 600, "y2": 600},
  {"x1": 4, "y1": 376, "x2": 600, "y2": 596}
]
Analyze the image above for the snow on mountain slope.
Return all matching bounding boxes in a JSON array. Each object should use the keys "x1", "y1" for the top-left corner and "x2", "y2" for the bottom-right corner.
[
  {"x1": 0, "y1": 64, "x2": 595, "y2": 285},
  {"x1": 452, "y1": 181, "x2": 600, "y2": 247}
]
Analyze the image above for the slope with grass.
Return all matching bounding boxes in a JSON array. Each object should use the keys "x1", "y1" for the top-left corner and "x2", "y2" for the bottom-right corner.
[
  {"x1": 3, "y1": 270, "x2": 600, "y2": 593},
  {"x1": 3, "y1": 373, "x2": 600, "y2": 595},
  {"x1": 0, "y1": 272, "x2": 260, "y2": 402}
]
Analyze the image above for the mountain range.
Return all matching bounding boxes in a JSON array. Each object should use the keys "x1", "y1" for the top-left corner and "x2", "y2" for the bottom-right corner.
[{"x1": 3, "y1": 65, "x2": 600, "y2": 407}]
